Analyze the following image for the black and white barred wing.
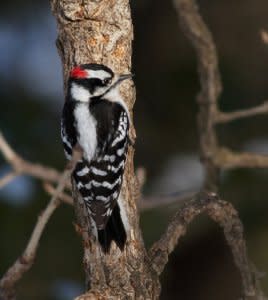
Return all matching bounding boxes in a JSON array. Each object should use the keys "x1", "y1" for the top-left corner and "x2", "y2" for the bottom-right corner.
[{"x1": 61, "y1": 102, "x2": 77, "y2": 160}]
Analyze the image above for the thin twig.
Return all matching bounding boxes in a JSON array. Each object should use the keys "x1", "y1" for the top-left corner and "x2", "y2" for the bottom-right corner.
[
  {"x1": 173, "y1": 0, "x2": 221, "y2": 191},
  {"x1": 43, "y1": 182, "x2": 73, "y2": 205},
  {"x1": 0, "y1": 171, "x2": 18, "y2": 189},
  {"x1": 0, "y1": 133, "x2": 18, "y2": 163},
  {"x1": 0, "y1": 132, "x2": 69, "y2": 187},
  {"x1": 0, "y1": 148, "x2": 81, "y2": 300},
  {"x1": 149, "y1": 192, "x2": 261, "y2": 299},
  {"x1": 216, "y1": 101, "x2": 268, "y2": 124},
  {"x1": 214, "y1": 147, "x2": 268, "y2": 169},
  {"x1": 139, "y1": 192, "x2": 196, "y2": 211}
]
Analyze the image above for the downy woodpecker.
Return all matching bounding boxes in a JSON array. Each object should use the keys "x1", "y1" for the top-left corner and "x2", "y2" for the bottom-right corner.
[{"x1": 61, "y1": 64, "x2": 132, "y2": 253}]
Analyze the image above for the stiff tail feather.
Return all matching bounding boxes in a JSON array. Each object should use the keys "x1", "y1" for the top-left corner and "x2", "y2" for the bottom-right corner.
[{"x1": 98, "y1": 203, "x2": 127, "y2": 253}]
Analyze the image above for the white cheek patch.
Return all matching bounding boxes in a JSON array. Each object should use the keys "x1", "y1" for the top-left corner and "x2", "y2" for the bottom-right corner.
[
  {"x1": 71, "y1": 83, "x2": 91, "y2": 102},
  {"x1": 87, "y1": 70, "x2": 111, "y2": 80},
  {"x1": 93, "y1": 86, "x2": 108, "y2": 97}
]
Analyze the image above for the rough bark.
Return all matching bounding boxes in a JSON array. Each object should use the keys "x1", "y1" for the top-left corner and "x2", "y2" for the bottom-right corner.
[{"x1": 50, "y1": 0, "x2": 160, "y2": 299}]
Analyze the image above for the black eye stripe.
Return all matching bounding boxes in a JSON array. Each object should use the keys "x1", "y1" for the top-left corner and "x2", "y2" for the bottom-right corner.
[
  {"x1": 88, "y1": 78, "x2": 103, "y2": 86},
  {"x1": 87, "y1": 78, "x2": 111, "y2": 86}
]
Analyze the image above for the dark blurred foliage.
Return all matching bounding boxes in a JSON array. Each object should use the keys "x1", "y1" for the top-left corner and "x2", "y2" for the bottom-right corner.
[{"x1": 1, "y1": 0, "x2": 268, "y2": 299}]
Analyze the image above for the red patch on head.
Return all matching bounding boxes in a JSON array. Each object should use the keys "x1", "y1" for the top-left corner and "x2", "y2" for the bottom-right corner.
[{"x1": 70, "y1": 66, "x2": 88, "y2": 79}]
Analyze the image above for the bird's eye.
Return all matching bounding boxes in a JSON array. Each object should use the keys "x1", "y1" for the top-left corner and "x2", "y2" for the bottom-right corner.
[{"x1": 103, "y1": 78, "x2": 111, "y2": 85}]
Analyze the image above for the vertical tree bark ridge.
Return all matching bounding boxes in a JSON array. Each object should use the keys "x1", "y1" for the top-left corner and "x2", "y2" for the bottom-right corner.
[
  {"x1": 173, "y1": 0, "x2": 222, "y2": 191},
  {"x1": 50, "y1": 0, "x2": 160, "y2": 299}
]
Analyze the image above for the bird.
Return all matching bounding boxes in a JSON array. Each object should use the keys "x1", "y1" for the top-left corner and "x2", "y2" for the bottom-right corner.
[{"x1": 61, "y1": 63, "x2": 132, "y2": 253}]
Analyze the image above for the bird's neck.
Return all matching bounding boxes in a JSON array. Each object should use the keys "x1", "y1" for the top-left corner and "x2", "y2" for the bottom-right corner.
[{"x1": 70, "y1": 82, "x2": 91, "y2": 103}]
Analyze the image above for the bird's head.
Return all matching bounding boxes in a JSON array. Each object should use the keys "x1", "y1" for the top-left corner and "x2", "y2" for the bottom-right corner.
[{"x1": 68, "y1": 64, "x2": 132, "y2": 102}]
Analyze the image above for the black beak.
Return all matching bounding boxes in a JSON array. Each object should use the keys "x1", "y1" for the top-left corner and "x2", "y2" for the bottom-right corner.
[
  {"x1": 102, "y1": 73, "x2": 133, "y2": 97},
  {"x1": 112, "y1": 74, "x2": 133, "y2": 88},
  {"x1": 117, "y1": 73, "x2": 133, "y2": 82}
]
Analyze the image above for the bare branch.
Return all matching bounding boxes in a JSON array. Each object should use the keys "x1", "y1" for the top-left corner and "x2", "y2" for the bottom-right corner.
[
  {"x1": 173, "y1": 0, "x2": 221, "y2": 191},
  {"x1": 0, "y1": 132, "x2": 68, "y2": 186},
  {"x1": 139, "y1": 192, "x2": 197, "y2": 211},
  {"x1": 0, "y1": 148, "x2": 81, "y2": 300},
  {"x1": 214, "y1": 147, "x2": 268, "y2": 169},
  {"x1": 149, "y1": 192, "x2": 262, "y2": 299},
  {"x1": 43, "y1": 182, "x2": 73, "y2": 205},
  {"x1": 0, "y1": 171, "x2": 18, "y2": 189},
  {"x1": 216, "y1": 101, "x2": 268, "y2": 124},
  {"x1": 0, "y1": 132, "x2": 18, "y2": 163}
]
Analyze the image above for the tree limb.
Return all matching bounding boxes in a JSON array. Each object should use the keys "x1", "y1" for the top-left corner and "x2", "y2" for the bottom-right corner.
[
  {"x1": 139, "y1": 192, "x2": 196, "y2": 211},
  {"x1": 216, "y1": 100, "x2": 268, "y2": 124},
  {"x1": 0, "y1": 148, "x2": 82, "y2": 300},
  {"x1": 173, "y1": 0, "x2": 222, "y2": 191},
  {"x1": 149, "y1": 192, "x2": 263, "y2": 299},
  {"x1": 0, "y1": 171, "x2": 18, "y2": 189},
  {"x1": 0, "y1": 132, "x2": 66, "y2": 186},
  {"x1": 170, "y1": 1, "x2": 267, "y2": 299},
  {"x1": 43, "y1": 182, "x2": 73, "y2": 205},
  {"x1": 214, "y1": 147, "x2": 268, "y2": 169}
]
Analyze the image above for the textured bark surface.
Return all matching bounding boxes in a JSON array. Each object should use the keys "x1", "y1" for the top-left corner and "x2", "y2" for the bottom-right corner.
[{"x1": 50, "y1": 0, "x2": 159, "y2": 299}]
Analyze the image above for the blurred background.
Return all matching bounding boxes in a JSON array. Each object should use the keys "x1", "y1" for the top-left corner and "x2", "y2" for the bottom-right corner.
[{"x1": 1, "y1": 0, "x2": 268, "y2": 299}]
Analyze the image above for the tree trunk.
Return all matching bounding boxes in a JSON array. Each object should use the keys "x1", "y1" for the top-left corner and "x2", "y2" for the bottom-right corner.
[{"x1": 50, "y1": 0, "x2": 160, "y2": 298}]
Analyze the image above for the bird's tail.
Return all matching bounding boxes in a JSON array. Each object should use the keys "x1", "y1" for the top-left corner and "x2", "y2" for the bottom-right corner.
[{"x1": 97, "y1": 203, "x2": 127, "y2": 253}]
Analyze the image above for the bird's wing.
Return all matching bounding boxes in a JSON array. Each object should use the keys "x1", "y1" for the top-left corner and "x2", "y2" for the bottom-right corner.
[{"x1": 61, "y1": 102, "x2": 77, "y2": 160}]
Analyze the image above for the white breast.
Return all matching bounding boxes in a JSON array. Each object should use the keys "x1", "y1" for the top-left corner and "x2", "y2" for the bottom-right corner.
[{"x1": 74, "y1": 103, "x2": 97, "y2": 162}]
